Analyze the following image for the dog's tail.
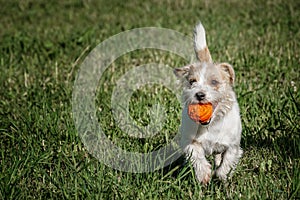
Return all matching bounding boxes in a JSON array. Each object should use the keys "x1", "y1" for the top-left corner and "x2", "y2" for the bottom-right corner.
[{"x1": 194, "y1": 22, "x2": 212, "y2": 62}]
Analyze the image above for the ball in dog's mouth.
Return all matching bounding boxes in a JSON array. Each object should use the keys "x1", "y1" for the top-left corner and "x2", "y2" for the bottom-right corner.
[{"x1": 188, "y1": 102, "x2": 213, "y2": 124}]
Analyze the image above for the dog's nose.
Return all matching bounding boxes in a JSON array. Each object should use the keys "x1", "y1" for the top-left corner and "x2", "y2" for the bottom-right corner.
[{"x1": 195, "y1": 92, "x2": 206, "y2": 101}]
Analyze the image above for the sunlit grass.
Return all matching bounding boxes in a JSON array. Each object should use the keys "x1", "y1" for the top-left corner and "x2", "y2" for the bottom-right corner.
[{"x1": 0, "y1": 0, "x2": 299, "y2": 199}]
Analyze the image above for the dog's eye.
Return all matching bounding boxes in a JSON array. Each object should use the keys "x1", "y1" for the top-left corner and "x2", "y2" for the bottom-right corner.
[
  {"x1": 211, "y1": 80, "x2": 219, "y2": 86},
  {"x1": 189, "y1": 79, "x2": 197, "y2": 85}
]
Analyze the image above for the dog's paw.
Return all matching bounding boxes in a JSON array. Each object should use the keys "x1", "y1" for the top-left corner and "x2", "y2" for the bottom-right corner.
[
  {"x1": 201, "y1": 171, "x2": 211, "y2": 185},
  {"x1": 195, "y1": 163, "x2": 212, "y2": 185},
  {"x1": 215, "y1": 169, "x2": 228, "y2": 181},
  {"x1": 214, "y1": 153, "x2": 222, "y2": 167}
]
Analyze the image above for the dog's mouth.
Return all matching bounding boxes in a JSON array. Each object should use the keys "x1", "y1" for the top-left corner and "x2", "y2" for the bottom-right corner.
[
  {"x1": 187, "y1": 102, "x2": 217, "y2": 125},
  {"x1": 200, "y1": 119, "x2": 211, "y2": 125}
]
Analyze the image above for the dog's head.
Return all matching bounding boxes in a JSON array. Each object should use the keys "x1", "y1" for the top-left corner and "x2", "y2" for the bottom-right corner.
[{"x1": 174, "y1": 62, "x2": 235, "y2": 105}]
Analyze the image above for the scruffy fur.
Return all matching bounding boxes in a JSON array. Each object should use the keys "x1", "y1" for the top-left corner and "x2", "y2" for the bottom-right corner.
[{"x1": 174, "y1": 22, "x2": 242, "y2": 184}]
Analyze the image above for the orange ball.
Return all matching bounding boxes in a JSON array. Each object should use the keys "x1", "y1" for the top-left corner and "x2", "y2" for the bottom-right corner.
[{"x1": 188, "y1": 103, "x2": 213, "y2": 124}]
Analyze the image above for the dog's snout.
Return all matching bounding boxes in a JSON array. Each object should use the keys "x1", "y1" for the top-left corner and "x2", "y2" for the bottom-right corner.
[{"x1": 195, "y1": 92, "x2": 206, "y2": 101}]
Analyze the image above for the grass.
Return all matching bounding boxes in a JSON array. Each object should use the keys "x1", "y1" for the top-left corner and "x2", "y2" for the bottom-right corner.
[{"x1": 0, "y1": 0, "x2": 299, "y2": 199}]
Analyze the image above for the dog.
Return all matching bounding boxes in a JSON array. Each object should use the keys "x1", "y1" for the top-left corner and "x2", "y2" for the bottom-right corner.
[{"x1": 174, "y1": 22, "x2": 243, "y2": 184}]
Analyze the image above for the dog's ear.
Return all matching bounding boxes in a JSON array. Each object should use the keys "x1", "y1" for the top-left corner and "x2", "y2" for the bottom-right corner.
[
  {"x1": 194, "y1": 22, "x2": 212, "y2": 63},
  {"x1": 218, "y1": 63, "x2": 235, "y2": 85},
  {"x1": 196, "y1": 47, "x2": 212, "y2": 63},
  {"x1": 174, "y1": 65, "x2": 192, "y2": 78}
]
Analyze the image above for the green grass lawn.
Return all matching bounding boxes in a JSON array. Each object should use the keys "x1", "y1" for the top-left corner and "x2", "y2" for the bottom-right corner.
[{"x1": 1, "y1": 0, "x2": 299, "y2": 199}]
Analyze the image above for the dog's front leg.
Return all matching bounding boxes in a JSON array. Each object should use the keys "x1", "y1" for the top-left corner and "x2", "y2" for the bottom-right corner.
[
  {"x1": 215, "y1": 146, "x2": 243, "y2": 181},
  {"x1": 185, "y1": 142, "x2": 212, "y2": 185}
]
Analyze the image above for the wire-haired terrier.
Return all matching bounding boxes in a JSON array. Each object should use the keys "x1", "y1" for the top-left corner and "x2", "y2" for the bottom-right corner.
[{"x1": 174, "y1": 22, "x2": 243, "y2": 184}]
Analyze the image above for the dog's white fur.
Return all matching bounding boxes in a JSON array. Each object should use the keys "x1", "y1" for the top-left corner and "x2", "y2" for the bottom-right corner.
[
  {"x1": 174, "y1": 22, "x2": 242, "y2": 184},
  {"x1": 194, "y1": 23, "x2": 207, "y2": 51}
]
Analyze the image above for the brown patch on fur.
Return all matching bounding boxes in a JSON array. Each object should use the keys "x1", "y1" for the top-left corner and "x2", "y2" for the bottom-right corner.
[
  {"x1": 197, "y1": 47, "x2": 212, "y2": 63},
  {"x1": 192, "y1": 139, "x2": 201, "y2": 146},
  {"x1": 186, "y1": 66, "x2": 199, "y2": 84},
  {"x1": 174, "y1": 65, "x2": 191, "y2": 77}
]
